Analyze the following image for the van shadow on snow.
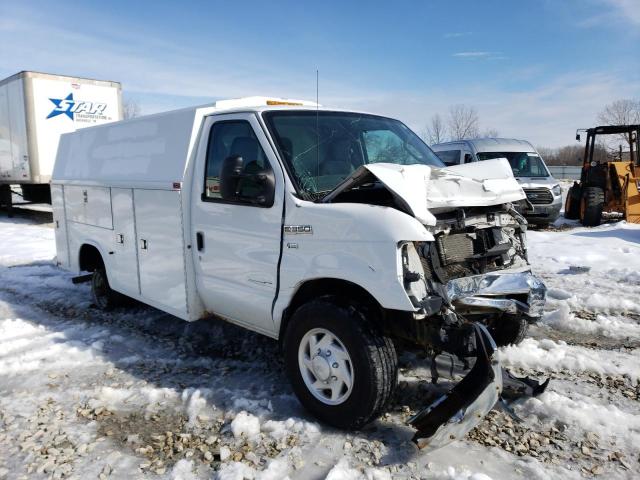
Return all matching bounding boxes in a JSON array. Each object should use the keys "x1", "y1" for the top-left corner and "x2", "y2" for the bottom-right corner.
[{"x1": 0, "y1": 259, "x2": 468, "y2": 472}]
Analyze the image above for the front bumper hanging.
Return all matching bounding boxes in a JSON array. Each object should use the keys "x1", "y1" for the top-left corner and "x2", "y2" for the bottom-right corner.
[
  {"x1": 409, "y1": 323, "x2": 502, "y2": 450},
  {"x1": 407, "y1": 322, "x2": 550, "y2": 450}
]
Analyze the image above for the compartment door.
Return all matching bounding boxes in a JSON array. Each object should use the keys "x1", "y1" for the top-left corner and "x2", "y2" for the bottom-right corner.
[
  {"x1": 63, "y1": 185, "x2": 113, "y2": 228},
  {"x1": 110, "y1": 188, "x2": 140, "y2": 295},
  {"x1": 51, "y1": 184, "x2": 69, "y2": 268},
  {"x1": 134, "y1": 189, "x2": 187, "y2": 317}
]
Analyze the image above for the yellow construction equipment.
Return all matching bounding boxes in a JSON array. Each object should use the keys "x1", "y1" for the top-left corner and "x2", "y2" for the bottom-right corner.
[{"x1": 565, "y1": 124, "x2": 640, "y2": 226}]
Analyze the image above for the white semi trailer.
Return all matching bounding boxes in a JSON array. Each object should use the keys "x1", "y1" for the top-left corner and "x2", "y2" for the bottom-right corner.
[
  {"x1": 0, "y1": 71, "x2": 122, "y2": 210},
  {"x1": 51, "y1": 97, "x2": 547, "y2": 449}
]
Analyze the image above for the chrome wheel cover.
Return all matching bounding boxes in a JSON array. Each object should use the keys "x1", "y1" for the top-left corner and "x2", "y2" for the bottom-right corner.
[{"x1": 298, "y1": 327, "x2": 354, "y2": 405}]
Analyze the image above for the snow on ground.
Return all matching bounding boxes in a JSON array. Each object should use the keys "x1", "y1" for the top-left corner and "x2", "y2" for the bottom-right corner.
[{"x1": 0, "y1": 212, "x2": 639, "y2": 479}]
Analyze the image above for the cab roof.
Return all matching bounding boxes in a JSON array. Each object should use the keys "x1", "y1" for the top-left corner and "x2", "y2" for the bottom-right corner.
[{"x1": 107, "y1": 96, "x2": 376, "y2": 126}]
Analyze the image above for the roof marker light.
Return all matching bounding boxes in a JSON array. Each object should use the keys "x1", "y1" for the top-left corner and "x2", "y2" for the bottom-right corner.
[{"x1": 266, "y1": 100, "x2": 304, "y2": 106}]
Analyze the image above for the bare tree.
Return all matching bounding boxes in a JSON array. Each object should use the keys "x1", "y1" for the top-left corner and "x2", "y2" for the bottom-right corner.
[
  {"x1": 598, "y1": 99, "x2": 640, "y2": 126},
  {"x1": 480, "y1": 128, "x2": 499, "y2": 138},
  {"x1": 536, "y1": 144, "x2": 608, "y2": 166},
  {"x1": 423, "y1": 113, "x2": 447, "y2": 144},
  {"x1": 123, "y1": 99, "x2": 141, "y2": 119},
  {"x1": 597, "y1": 99, "x2": 640, "y2": 149},
  {"x1": 447, "y1": 104, "x2": 479, "y2": 140}
]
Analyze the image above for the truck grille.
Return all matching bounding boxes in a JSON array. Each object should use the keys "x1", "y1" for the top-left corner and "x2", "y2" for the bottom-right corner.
[{"x1": 523, "y1": 188, "x2": 553, "y2": 205}]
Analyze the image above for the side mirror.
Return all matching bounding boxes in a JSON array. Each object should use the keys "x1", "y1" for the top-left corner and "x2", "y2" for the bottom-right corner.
[
  {"x1": 576, "y1": 133, "x2": 581, "y2": 141},
  {"x1": 219, "y1": 155, "x2": 275, "y2": 206},
  {"x1": 220, "y1": 155, "x2": 244, "y2": 200}
]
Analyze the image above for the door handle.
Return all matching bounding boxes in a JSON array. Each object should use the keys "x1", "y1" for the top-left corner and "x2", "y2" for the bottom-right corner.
[
  {"x1": 196, "y1": 232, "x2": 204, "y2": 251},
  {"x1": 140, "y1": 239, "x2": 148, "y2": 250}
]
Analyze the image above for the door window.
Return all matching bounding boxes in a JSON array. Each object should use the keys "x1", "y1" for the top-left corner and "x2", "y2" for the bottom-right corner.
[
  {"x1": 203, "y1": 121, "x2": 273, "y2": 202},
  {"x1": 434, "y1": 150, "x2": 461, "y2": 166}
]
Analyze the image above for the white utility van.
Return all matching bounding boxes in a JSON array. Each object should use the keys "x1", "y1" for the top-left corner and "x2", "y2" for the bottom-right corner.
[
  {"x1": 431, "y1": 138, "x2": 562, "y2": 225},
  {"x1": 52, "y1": 97, "x2": 546, "y2": 448},
  {"x1": 0, "y1": 71, "x2": 122, "y2": 210}
]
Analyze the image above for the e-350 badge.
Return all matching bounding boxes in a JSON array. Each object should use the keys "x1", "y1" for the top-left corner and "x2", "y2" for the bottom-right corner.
[{"x1": 284, "y1": 225, "x2": 313, "y2": 234}]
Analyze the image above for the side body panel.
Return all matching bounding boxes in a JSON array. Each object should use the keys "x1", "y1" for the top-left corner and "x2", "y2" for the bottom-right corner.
[
  {"x1": 53, "y1": 108, "x2": 196, "y2": 188},
  {"x1": 63, "y1": 185, "x2": 113, "y2": 229},
  {"x1": 52, "y1": 105, "x2": 208, "y2": 322},
  {"x1": 110, "y1": 188, "x2": 140, "y2": 295},
  {"x1": 51, "y1": 184, "x2": 70, "y2": 268},
  {"x1": 134, "y1": 189, "x2": 188, "y2": 318},
  {"x1": 65, "y1": 218, "x2": 115, "y2": 275}
]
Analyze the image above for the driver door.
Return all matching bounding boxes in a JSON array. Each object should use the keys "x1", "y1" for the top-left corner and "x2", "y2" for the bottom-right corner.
[{"x1": 191, "y1": 113, "x2": 285, "y2": 336}]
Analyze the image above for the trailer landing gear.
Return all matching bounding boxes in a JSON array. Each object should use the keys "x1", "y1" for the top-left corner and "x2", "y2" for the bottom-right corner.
[{"x1": 0, "y1": 184, "x2": 13, "y2": 217}]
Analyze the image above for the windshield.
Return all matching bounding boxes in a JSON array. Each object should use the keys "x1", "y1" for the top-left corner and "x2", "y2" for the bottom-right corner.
[
  {"x1": 263, "y1": 111, "x2": 444, "y2": 198},
  {"x1": 476, "y1": 151, "x2": 549, "y2": 178}
]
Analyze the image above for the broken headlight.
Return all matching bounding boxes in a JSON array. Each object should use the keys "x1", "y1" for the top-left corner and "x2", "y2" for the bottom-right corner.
[{"x1": 400, "y1": 242, "x2": 428, "y2": 306}]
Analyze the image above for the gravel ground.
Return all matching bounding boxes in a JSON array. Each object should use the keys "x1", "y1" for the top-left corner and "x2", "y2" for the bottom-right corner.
[{"x1": 0, "y1": 212, "x2": 639, "y2": 479}]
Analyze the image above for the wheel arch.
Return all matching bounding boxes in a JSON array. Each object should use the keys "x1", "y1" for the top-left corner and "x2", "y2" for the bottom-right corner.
[
  {"x1": 278, "y1": 278, "x2": 385, "y2": 345},
  {"x1": 78, "y1": 242, "x2": 106, "y2": 272}
]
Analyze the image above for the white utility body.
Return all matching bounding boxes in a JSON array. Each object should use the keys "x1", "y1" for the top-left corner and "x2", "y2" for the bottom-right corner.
[{"x1": 52, "y1": 97, "x2": 546, "y2": 448}]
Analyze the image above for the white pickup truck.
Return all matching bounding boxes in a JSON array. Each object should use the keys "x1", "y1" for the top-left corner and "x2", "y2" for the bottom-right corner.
[{"x1": 51, "y1": 97, "x2": 546, "y2": 448}]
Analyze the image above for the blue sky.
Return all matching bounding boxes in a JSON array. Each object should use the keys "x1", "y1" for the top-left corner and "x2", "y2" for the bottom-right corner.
[{"x1": 1, "y1": 0, "x2": 639, "y2": 146}]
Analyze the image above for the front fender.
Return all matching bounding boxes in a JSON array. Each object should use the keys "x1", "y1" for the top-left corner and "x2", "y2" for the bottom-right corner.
[{"x1": 274, "y1": 200, "x2": 434, "y2": 329}]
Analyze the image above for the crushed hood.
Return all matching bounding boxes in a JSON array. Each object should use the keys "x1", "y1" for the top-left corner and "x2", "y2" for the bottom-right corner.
[{"x1": 322, "y1": 159, "x2": 526, "y2": 225}]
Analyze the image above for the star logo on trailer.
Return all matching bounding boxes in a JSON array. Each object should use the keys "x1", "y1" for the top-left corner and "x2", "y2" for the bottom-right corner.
[
  {"x1": 47, "y1": 93, "x2": 76, "y2": 120},
  {"x1": 46, "y1": 93, "x2": 108, "y2": 121}
]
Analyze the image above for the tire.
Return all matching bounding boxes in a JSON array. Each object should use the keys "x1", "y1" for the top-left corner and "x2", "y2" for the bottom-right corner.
[
  {"x1": 283, "y1": 296, "x2": 397, "y2": 430},
  {"x1": 564, "y1": 185, "x2": 581, "y2": 220},
  {"x1": 490, "y1": 315, "x2": 528, "y2": 346},
  {"x1": 580, "y1": 186, "x2": 604, "y2": 227},
  {"x1": 91, "y1": 268, "x2": 122, "y2": 311}
]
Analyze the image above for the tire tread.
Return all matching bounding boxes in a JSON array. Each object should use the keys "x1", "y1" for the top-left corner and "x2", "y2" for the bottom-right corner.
[
  {"x1": 581, "y1": 186, "x2": 604, "y2": 227},
  {"x1": 284, "y1": 296, "x2": 398, "y2": 429}
]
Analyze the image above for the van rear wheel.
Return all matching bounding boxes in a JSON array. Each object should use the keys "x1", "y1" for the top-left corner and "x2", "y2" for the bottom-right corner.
[
  {"x1": 283, "y1": 296, "x2": 397, "y2": 430},
  {"x1": 91, "y1": 268, "x2": 121, "y2": 311}
]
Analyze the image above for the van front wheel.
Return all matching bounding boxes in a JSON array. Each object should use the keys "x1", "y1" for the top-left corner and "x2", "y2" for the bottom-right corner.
[{"x1": 283, "y1": 296, "x2": 397, "y2": 430}]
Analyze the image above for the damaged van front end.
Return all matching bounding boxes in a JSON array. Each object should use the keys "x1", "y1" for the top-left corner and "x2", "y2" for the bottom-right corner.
[
  {"x1": 323, "y1": 158, "x2": 547, "y2": 448},
  {"x1": 323, "y1": 159, "x2": 546, "y2": 338}
]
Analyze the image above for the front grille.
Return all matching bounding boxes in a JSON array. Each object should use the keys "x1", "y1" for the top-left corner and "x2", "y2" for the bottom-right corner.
[{"x1": 524, "y1": 188, "x2": 553, "y2": 205}]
